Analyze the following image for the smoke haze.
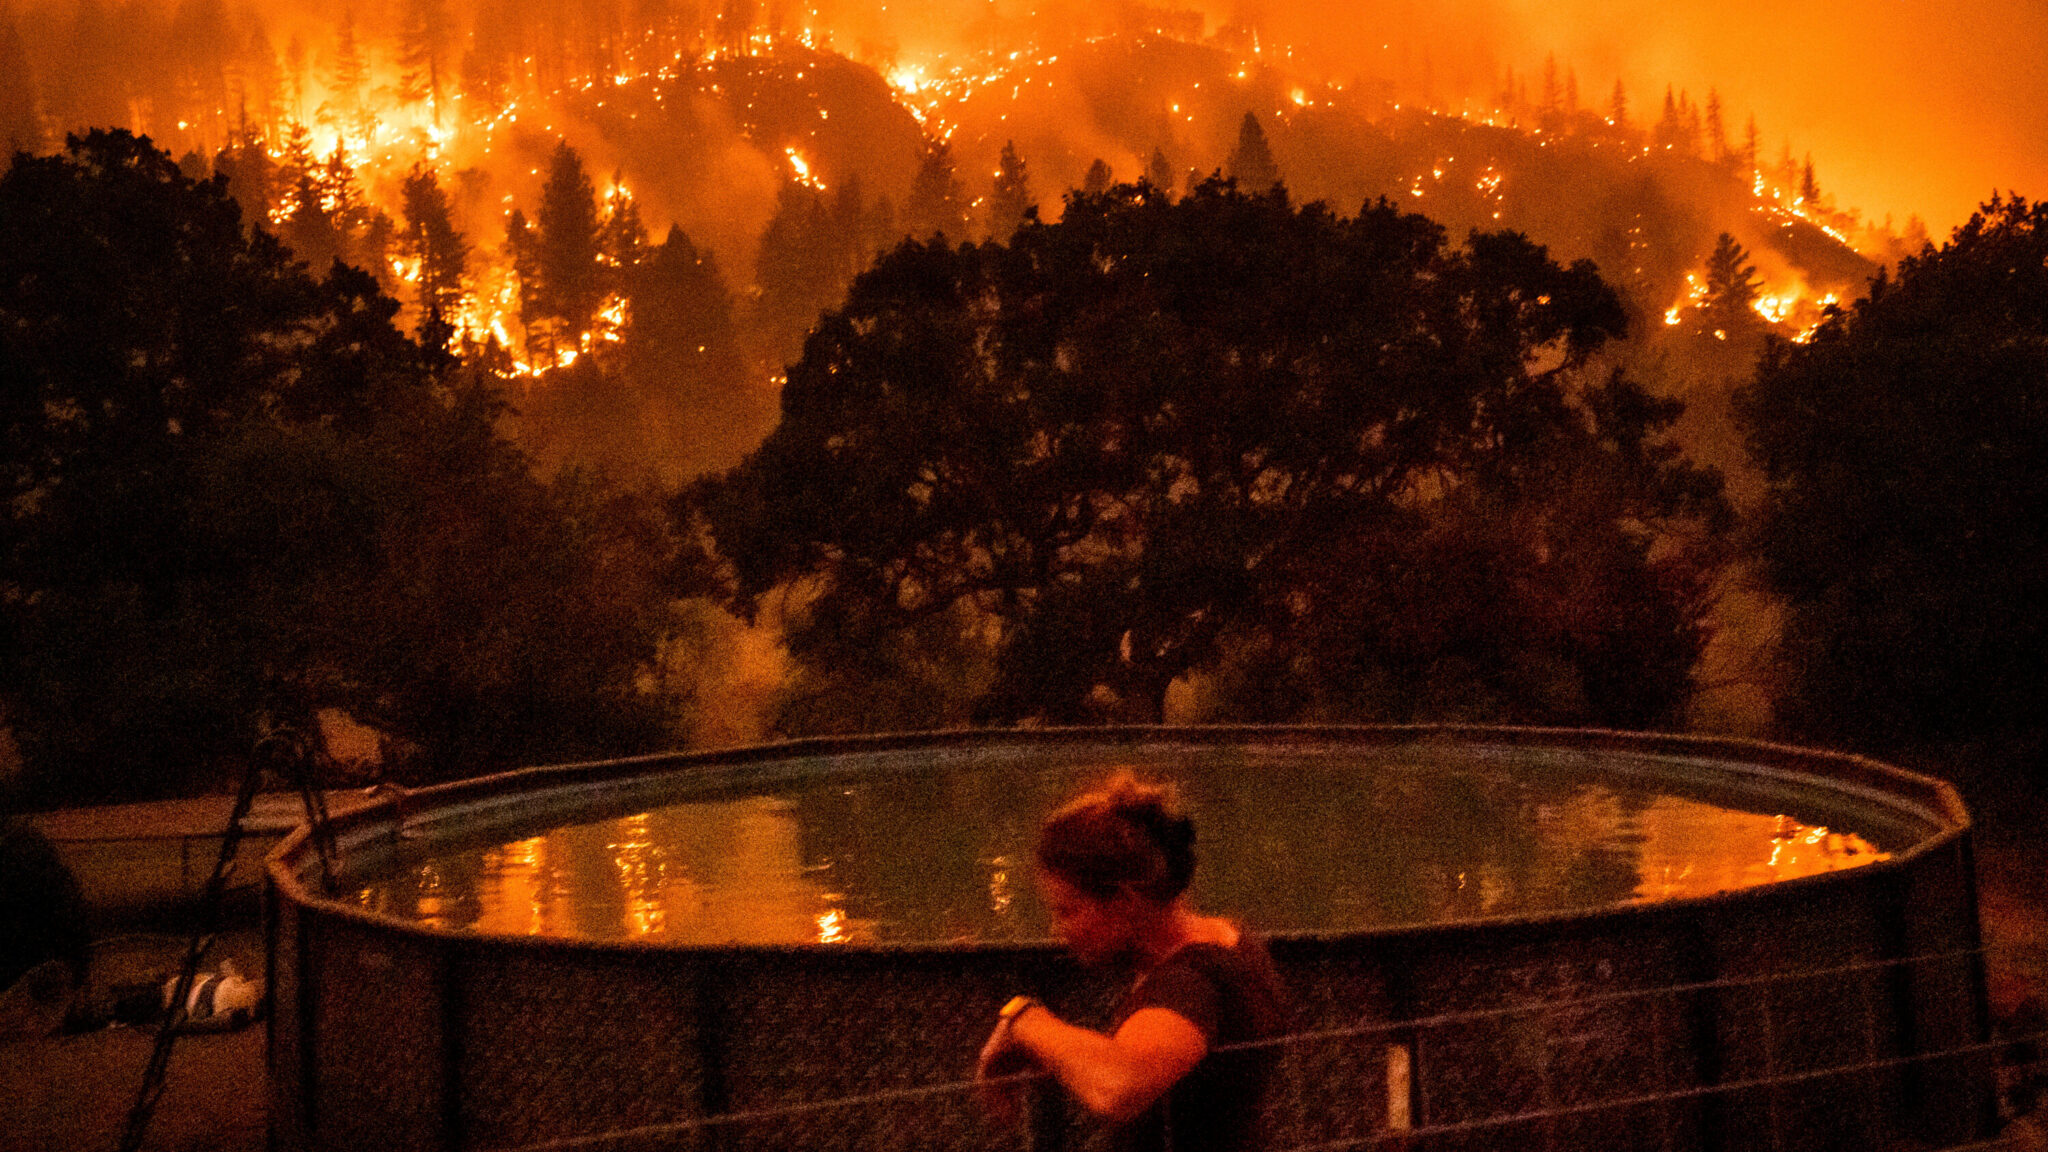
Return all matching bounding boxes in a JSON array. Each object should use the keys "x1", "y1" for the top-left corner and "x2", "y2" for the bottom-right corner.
[{"x1": 1247, "y1": 0, "x2": 2048, "y2": 234}]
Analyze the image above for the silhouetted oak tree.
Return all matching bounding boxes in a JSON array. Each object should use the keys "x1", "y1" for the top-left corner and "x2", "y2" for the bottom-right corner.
[
  {"x1": 1740, "y1": 195, "x2": 2048, "y2": 758},
  {"x1": 693, "y1": 181, "x2": 1729, "y2": 729},
  {"x1": 0, "y1": 132, "x2": 674, "y2": 804}
]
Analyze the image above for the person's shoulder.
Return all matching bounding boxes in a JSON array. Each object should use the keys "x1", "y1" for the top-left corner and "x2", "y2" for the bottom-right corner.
[
  {"x1": 1183, "y1": 928, "x2": 1273, "y2": 974},
  {"x1": 1164, "y1": 937, "x2": 1281, "y2": 1002},
  {"x1": 1187, "y1": 933, "x2": 1291, "y2": 1035},
  {"x1": 1140, "y1": 927, "x2": 1276, "y2": 997}
]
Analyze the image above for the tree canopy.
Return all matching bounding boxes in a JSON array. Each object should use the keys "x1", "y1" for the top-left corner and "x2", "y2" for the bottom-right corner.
[
  {"x1": 691, "y1": 181, "x2": 1729, "y2": 731},
  {"x1": 1739, "y1": 195, "x2": 2048, "y2": 757},
  {"x1": 0, "y1": 131, "x2": 675, "y2": 804}
]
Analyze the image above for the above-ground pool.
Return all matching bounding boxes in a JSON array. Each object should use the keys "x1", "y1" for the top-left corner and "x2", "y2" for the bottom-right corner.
[
  {"x1": 267, "y1": 727, "x2": 1993, "y2": 1151},
  {"x1": 346, "y1": 740, "x2": 1892, "y2": 946}
]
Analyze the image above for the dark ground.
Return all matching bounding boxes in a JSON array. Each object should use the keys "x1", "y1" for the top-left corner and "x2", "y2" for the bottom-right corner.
[{"x1": 0, "y1": 928, "x2": 265, "y2": 1152}]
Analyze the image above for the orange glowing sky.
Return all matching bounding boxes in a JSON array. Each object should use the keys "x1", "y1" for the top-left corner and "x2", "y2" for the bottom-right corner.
[{"x1": 1228, "y1": 0, "x2": 2048, "y2": 235}]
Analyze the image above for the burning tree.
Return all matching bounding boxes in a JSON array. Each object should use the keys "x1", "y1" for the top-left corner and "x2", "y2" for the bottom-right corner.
[{"x1": 691, "y1": 182, "x2": 1730, "y2": 731}]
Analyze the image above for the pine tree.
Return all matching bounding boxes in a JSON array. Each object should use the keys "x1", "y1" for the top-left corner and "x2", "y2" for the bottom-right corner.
[
  {"x1": 278, "y1": 169, "x2": 341, "y2": 273},
  {"x1": 296, "y1": 146, "x2": 390, "y2": 287},
  {"x1": 1082, "y1": 158, "x2": 1112, "y2": 196},
  {"x1": 1799, "y1": 155, "x2": 1821, "y2": 207},
  {"x1": 1743, "y1": 115, "x2": 1761, "y2": 174},
  {"x1": 535, "y1": 140, "x2": 603, "y2": 340},
  {"x1": 461, "y1": 10, "x2": 514, "y2": 114},
  {"x1": 631, "y1": 226, "x2": 738, "y2": 381},
  {"x1": 987, "y1": 140, "x2": 1032, "y2": 240},
  {"x1": 1225, "y1": 111, "x2": 1280, "y2": 192},
  {"x1": 1609, "y1": 80, "x2": 1628, "y2": 126},
  {"x1": 212, "y1": 131, "x2": 276, "y2": 222},
  {"x1": 274, "y1": 133, "x2": 341, "y2": 272},
  {"x1": 621, "y1": 224, "x2": 755, "y2": 478},
  {"x1": 275, "y1": 121, "x2": 316, "y2": 213},
  {"x1": 905, "y1": 139, "x2": 967, "y2": 239},
  {"x1": 831, "y1": 175, "x2": 874, "y2": 278},
  {"x1": 1696, "y1": 232, "x2": 1763, "y2": 342},
  {"x1": 1703, "y1": 90, "x2": 1727, "y2": 164},
  {"x1": 506, "y1": 208, "x2": 543, "y2": 352},
  {"x1": 322, "y1": 12, "x2": 376, "y2": 146},
  {"x1": 399, "y1": 163, "x2": 469, "y2": 336},
  {"x1": 1539, "y1": 53, "x2": 1561, "y2": 132},
  {"x1": 168, "y1": 0, "x2": 233, "y2": 141},
  {"x1": 1656, "y1": 85, "x2": 1680, "y2": 149},
  {"x1": 284, "y1": 34, "x2": 308, "y2": 121},
  {"x1": 754, "y1": 180, "x2": 844, "y2": 364},
  {"x1": 866, "y1": 193, "x2": 897, "y2": 255},
  {"x1": 235, "y1": 25, "x2": 284, "y2": 131},
  {"x1": 328, "y1": 12, "x2": 368, "y2": 111},
  {"x1": 1146, "y1": 147, "x2": 1174, "y2": 194},
  {"x1": 56, "y1": 0, "x2": 124, "y2": 133},
  {"x1": 598, "y1": 173, "x2": 649, "y2": 276},
  {"x1": 398, "y1": 0, "x2": 453, "y2": 123}
]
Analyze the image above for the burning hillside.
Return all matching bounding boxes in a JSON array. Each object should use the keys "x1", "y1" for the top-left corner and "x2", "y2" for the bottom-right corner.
[{"x1": 0, "y1": 0, "x2": 1926, "y2": 485}]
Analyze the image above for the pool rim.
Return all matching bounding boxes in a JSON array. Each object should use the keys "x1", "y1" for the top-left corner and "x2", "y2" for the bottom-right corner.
[{"x1": 265, "y1": 723, "x2": 1971, "y2": 957}]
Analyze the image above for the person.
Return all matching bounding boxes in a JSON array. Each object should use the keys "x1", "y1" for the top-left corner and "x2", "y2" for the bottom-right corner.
[{"x1": 975, "y1": 772, "x2": 1290, "y2": 1152}]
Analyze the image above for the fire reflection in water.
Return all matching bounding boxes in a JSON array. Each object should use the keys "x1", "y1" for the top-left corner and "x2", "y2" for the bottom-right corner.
[
  {"x1": 353, "y1": 764, "x2": 1893, "y2": 945},
  {"x1": 1633, "y1": 799, "x2": 1886, "y2": 902},
  {"x1": 610, "y1": 814, "x2": 667, "y2": 937},
  {"x1": 369, "y1": 796, "x2": 869, "y2": 944},
  {"x1": 478, "y1": 836, "x2": 549, "y2": 936}
]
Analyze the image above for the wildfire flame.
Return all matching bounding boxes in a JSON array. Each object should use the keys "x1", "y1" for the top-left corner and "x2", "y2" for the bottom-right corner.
[
  {"x1": 786, "y1": 148, "x2": 825, "y2": 190},
  {"x1": 72, "y1": 0, "x2": 1907, "y2": 397}
]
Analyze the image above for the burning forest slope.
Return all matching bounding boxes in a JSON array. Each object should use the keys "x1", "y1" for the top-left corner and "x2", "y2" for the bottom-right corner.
[{"x1": 2, "y1": 8, "x2": 1899, "y2": 498}]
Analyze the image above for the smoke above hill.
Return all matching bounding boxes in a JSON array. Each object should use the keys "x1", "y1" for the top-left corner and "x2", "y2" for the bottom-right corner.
[
  {"x1": 875, "y1": 0, "x2": 2046, "y2": 234},
  {"x1": 1464, "y1": 0, "x2": 2048, "y2": 235}
]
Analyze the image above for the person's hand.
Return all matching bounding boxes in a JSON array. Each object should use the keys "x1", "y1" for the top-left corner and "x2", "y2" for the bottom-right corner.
[{"x1": 974, "y1": 1015, "x2": 1038, "y2": 1125}]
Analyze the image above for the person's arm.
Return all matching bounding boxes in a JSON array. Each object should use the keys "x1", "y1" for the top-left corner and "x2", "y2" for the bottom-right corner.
[{"x1": 1006, "y1": 1003, "x2": 1208, "y2": 1122}]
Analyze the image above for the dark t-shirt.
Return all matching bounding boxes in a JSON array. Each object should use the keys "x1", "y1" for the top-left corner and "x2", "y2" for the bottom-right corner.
[{"x1": 1110, "y1": 935, "x2": 1291, "y2": 1152}]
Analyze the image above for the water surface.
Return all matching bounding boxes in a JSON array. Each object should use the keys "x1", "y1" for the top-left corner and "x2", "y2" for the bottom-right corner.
[{"x1": 349, "y1": 749, "x2": 1888, "y2": 944}]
